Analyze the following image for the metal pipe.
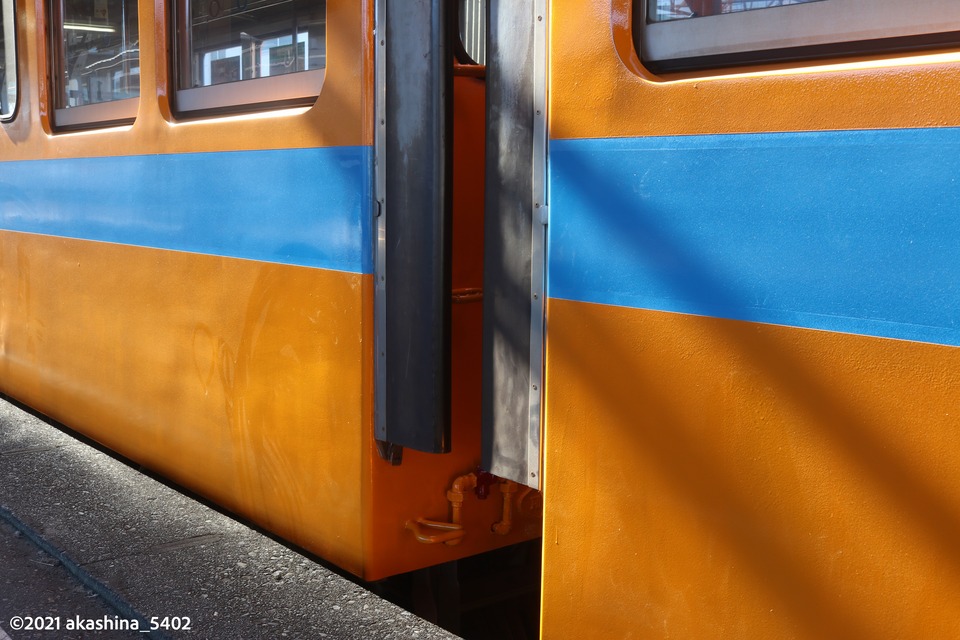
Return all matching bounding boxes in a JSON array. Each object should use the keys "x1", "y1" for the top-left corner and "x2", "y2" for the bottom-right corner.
[{"x1": 492, "y1": 480, "x2": 518, "y2": 535}]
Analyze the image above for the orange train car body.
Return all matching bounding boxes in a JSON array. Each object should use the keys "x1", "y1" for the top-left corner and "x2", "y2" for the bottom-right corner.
[
  {"x1": 0, "y1": 0, "x2": 539, "y2": 583},
  {"x1": 542, "y1": 1, "x2": 960, "y2": 637},
  {"x1": 4, "y1": 0, "x2": 960, "y2": 637}
]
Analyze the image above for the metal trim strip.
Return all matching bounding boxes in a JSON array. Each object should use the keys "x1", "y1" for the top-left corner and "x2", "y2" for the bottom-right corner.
[
  {"x1": 373, "y1": 0, "x2": 387, "y2": 447},
  {"x1": 527, "y1": 0, "x2": 548, "y2": 489}
]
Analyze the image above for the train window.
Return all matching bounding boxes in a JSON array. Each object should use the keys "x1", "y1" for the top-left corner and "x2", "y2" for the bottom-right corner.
[
  {"x1": 1, "y1": 0, "x2": 16, "y2": 119},
  {"x1": 639, "y1": 0, "x2": 960, "y2": 72},
  {"x1": 49, "y1": 0, "x2": 140, "y2": 128},
  {"x1": 174, "y1": 0, "x2": 326, "y2": 114},
  {"x1": 649, "y1": 0, "x2": 820, "y2": 22}
]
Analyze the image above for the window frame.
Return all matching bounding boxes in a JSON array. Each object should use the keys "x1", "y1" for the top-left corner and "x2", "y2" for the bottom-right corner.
[
  {"x1": 48, "y1": 0, "x2": 140, "y2": 130},
  {"x1": 172, "y1": 0, "x2": 326, "y2": 116},
  {"x1": 1, "y1": 0, "x2": 18, "y2": 121},
  {"x1": 637, "y1": 0, "x2": 960, "y2": 73}
]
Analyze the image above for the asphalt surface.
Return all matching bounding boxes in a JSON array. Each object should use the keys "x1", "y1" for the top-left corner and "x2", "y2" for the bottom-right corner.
[
  {"x1": 0, "y1": 518, "x2": 142, "y2": 640},
  {"x1": 0, "y1": 396, "x2": 457, "y2": 640}
]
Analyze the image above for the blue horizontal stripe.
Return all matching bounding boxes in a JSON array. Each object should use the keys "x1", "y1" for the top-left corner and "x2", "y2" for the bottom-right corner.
[
  {"x1": 548, "y1": 128, "x2": 960, "y2": 346},
  {"x1": 0, "y1": 146, "x2": 373, "y2": 274}
]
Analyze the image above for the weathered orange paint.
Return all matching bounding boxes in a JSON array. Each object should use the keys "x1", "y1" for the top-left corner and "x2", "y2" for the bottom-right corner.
[
  {"x1": 542, "y1": 298, "x2": 960, "y2": 639},
  {"x1": 0, "y1": 230, "x2": 370, "y2": 572},
  {"x1": 2, "y1": 0, "x2": 370, "y2": 160},
  {"x1": 552, "y1": 0, "x2": 960, "y2": 140},
  {"x1": 0, "y1": 228, "x2": 540, "y2": 581}
]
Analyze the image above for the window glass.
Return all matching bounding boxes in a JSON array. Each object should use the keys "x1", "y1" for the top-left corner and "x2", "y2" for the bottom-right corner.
[
  {"x1": 458, "y1": 0, "x2": 486, "y2": 66},
  {"x1": 176, "y1": 0, "x2": 325, "y2": 112},
  {"x1": 650, "y1": 0, "x2": 820, "y2": 22},
  {"x1": 639, "y1": 0, "x2": 960, "y2": 72},
  {"x1": 1, "y1": 0, "x2": 15, "y2": 119},
  {"x1": 55, "y1": 0, "x2": 139, "y2": 109}
]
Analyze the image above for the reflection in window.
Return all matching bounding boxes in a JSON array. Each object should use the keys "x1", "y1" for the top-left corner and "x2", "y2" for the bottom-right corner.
[
  {"x1": 1, "y1": 0, "x2": 15, "y2": 118},
  {"x1": 181, "y1": 0, "x2": 326, "y2": 90},
  {"x1": 458, "y1": 0, "x2": 486, "y2": 66},
  {"x1": 54, "y1": 0, "x2": 139, "y2": 109},
  {"x1": 650, "y1": 0, "x2": 822, "y2": 22}
]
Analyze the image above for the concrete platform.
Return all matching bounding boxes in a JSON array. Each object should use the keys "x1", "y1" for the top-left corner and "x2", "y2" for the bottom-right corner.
[
  {"x1": 0, "y1": 518, "x2": 142, "y2": 640},
  {"x1": 0, "y1": 396, "x2": 458, "y2": 640}
]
